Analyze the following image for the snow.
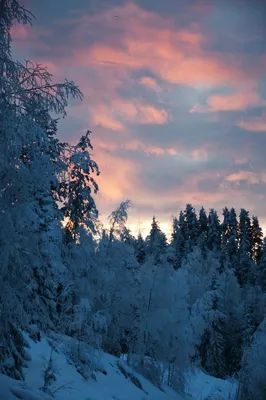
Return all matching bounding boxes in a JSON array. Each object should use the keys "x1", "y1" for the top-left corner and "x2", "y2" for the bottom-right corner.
[
  {"x1": 0, "y1": 334, "x2": 189, "y2": 400},
  {"x1": 0, "y1": 333, "x2": 239, "y2": 400},
  {"x1": 185, "y1": 368, "x2": 238, "y2": 400},
  {"x1": 0, "y1": 373, "x2": 50, "y2": 400}
]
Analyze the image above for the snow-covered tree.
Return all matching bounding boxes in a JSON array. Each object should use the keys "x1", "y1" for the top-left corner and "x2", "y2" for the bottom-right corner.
[
  {"x1": 251, "y1": 215, "x2": 263, "y2": 264},
  {"x1": 0, "y1": 0, "x2": 98, "y2": 379},
  {"x1": 146, "y1": 216, "x2": 167, "y2": 261},
  {"x1": 108, "y1": 199, "x2": 132, "y2": 241},
  {"x1": 198, "y1": 206, "x2": 208, "y2": 236},
  {"x1": 61, "y1": 131, "x2": 100, "y2": 243},
  {"x1": 170, "y1": 214, "x2": 186, "y2": 269},
  {"x1": 237, "y1": 209, "x2": 254, "y2": 286},
  {"x1": 240, "y1": 317, "x2": 266, "y2": 400},
  {"x1": 135, "y1": 233, "x2": 146, "y2": 264},
  {"x1": 258, "y1": 238, "x2": 266, "y2": 291},
  {"x1": 221, "y1": 207, "x2": 238, "y2": 267},
  {"x1": 184, "y1": 204, "x2": 198, "y2": 251},
  {"x1": 191, "y1": 275, "x2": 227, "y2": 378}
]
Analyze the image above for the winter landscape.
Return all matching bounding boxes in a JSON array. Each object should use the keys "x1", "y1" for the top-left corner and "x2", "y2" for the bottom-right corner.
[{"x1": 1, "y1": 0, "x2": 266, "y2": 399}]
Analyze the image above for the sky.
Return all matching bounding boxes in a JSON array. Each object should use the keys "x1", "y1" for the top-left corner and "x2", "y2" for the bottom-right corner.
[{"x1": 12, "y1": 0, "x2": 266, "y2": 237}]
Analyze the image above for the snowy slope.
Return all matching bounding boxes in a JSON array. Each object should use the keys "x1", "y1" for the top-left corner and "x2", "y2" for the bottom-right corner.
[
  {"x1": 185, "y1": 368, "x2": 238, "y2": 400},
  {"x1": 0, "y1": 334, "x2": 188, "y2": 400},
  {"x1": 0, "y1": 333, "x2": 238, "y2": 400}
]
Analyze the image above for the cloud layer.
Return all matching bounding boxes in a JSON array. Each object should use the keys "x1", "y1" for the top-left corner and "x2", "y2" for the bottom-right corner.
[{"x1": 13, "y1": 0, "x2": 266, "y2": 236}]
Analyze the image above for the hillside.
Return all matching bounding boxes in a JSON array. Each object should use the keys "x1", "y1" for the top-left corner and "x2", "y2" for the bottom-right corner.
[{"x1": 0, "y1": 334, "x2": 237, "y2": 400}]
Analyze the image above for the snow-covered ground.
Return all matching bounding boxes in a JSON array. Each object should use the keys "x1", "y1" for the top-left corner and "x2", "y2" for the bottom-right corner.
[
  {"x1": 185, "y1": 369, "x2": 238, "y2": 400},
  {"x1": 0, "y1": 334, "x2": 238, "y2": 400}
]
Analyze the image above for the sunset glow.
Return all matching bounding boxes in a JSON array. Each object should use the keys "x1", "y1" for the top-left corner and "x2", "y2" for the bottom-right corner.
[{"x1": 13, "y1": 0, "x2": 266, "y2": 235}]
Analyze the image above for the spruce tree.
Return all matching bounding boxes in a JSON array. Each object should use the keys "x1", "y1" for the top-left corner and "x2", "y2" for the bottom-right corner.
[
  {"x1": 184, "y1": 204, "x2": 199, "y2": 250},
  {"x1": 198, "y1": 206, "x2": 208, "y2": 236},
  {"x1": 171, "y1": 214, "x2": 186, "y2": 269},
  {"x1": 146, "y1": 216, "x2": 167, "y2": 261},
  {"x1": 207, "y1": 209, "x2": 221, "y2": 251},
  {"x1": 237, "y1": 209, "x2": 254, "y2": 286},
  {"x1": 135, "y1": 233, "x2": 146, "y2": 264},
  {"x1": 193, "y1": 275, "x2": 227, "y2": 378}
]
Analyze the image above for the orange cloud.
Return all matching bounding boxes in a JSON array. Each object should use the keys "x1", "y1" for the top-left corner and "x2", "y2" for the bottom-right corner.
[{"x1": 96, "y1": 149, "x2": 140, "y2": 204}]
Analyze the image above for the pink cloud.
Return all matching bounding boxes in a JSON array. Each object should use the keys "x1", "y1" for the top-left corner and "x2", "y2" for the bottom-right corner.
[
  {"x1": 93, "y1": 109, "x2": 125, "y2": 131},
  {"x1": 11, "y1": 24, "x2": 30, "y2": 40},
  {"x1": 95, "y1": 149, "x2": 141, "y2": 205},
  {"x1": 92, "y1": 100, "x2": 169, "y2": 130},
  {"x1": 95, "y1": 137, "x2": 166, "y2": 156},
  {"x1": 10, "y1": 0, "x2": 266, "y2": 233},
  {"x1": 191, "y1": 89, "x2": 266, "y2": 113},
  {"x1": 139, "y1": 76, "x2": 161, "y2": 92},
  {"x1": 237, "y1": 114, "x2": 266, "y2": 132},
  {"x1": 225, "y1": 171, "x2": 261, "y2": 185},
  {"x1": 84, "y1": 40, "x2": 244, "y2": 87},
  {"x1": 190, "y1": 147, "x2": 208, "y2": 160},
  {"x1": 70, "y1": 2, "x2": 254, "y2": 88},
  {"x1": 235, "y1": 157, "x2": 249, "y2": 165}
]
